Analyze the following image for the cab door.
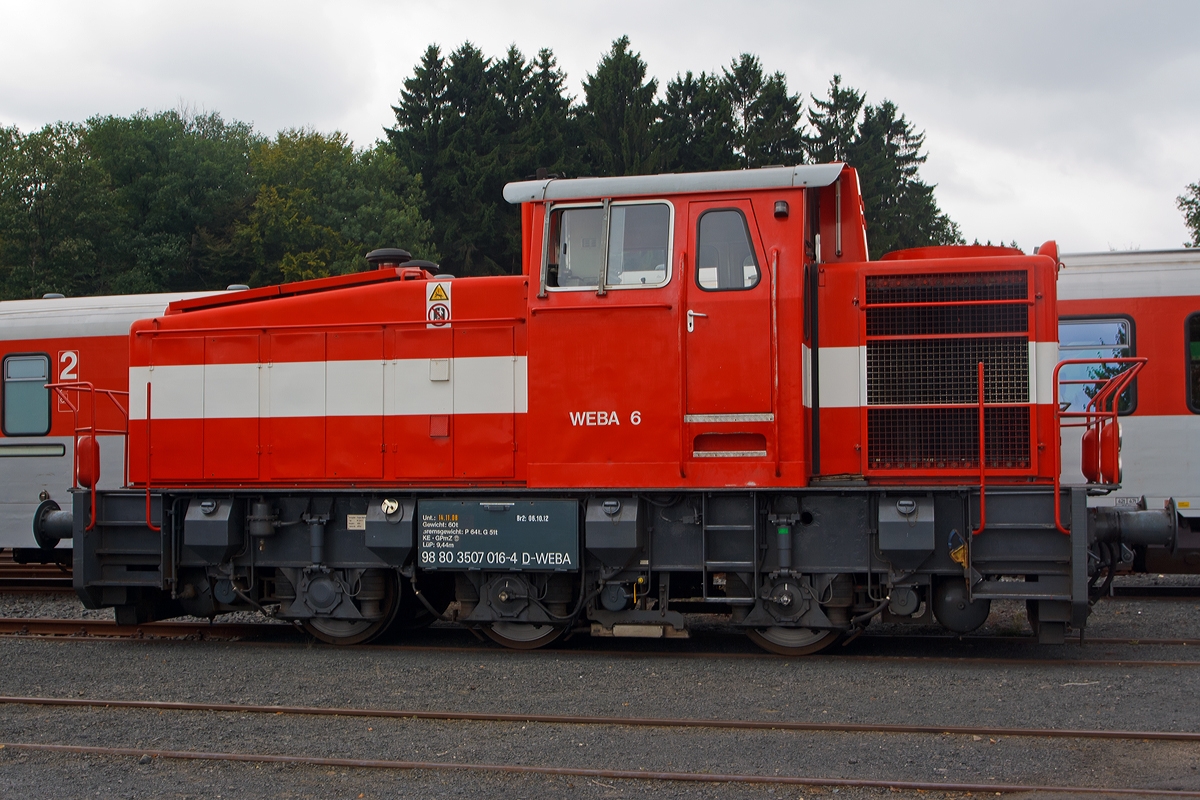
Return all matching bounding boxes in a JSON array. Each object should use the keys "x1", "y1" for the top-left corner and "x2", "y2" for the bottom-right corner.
[{"x1": 684, "y1": 201, "x2": 773, "y2": 417}]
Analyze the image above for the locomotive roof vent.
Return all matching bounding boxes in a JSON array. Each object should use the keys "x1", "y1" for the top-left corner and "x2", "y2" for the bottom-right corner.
[
  {"x1": 226, "y1": 284, "x2": 249, "y2": 291},
  {"x1": 366, "y1": 248, "x2": 412, "y2": 269},
  {"x1": 42, "y1": 293, "x2": 65, "y2": 299}
]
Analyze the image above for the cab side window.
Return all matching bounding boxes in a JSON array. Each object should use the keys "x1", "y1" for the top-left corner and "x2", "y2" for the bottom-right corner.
[
  {"x1": 3, "y1": 355, "x2": 51, "y2": 436},
  {"x1": 1188, "y1": 313, "x2": 1200, "y2": 413},
  {"x1": 548, "y1": 206, "x2": 604, "y2": 288},
  {"x1": 1058, "y1": 318, "x2": 1135, "y2": 415},
  {"x1": 695, "y1": 209, "x2": 760, "y2": 291},
  {"x1": 545, "y1": 202, "x2": 671, "y2": 290}
]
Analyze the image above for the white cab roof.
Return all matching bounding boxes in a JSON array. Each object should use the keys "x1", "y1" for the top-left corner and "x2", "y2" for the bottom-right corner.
[{"x1": 503, "y1": 163, "x2": 846, "y2": 205}]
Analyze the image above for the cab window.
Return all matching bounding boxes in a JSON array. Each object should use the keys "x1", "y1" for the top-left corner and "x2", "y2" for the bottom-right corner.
[
  {"x1": 3, "y1": 354, "x2": 51, "y2": 436},
  {"x1": 545, "y1": 202, "x2": 671, "y2": 290},
  {"x1": 1187, "y1": 313, "x2": 1200, "y2": 413},
  {"x1": 695, "y1": 209, "x2": 760, "y2": 291},
  {"x1": 1058, "y1": 318, "x2": 1134, "y2": 414}
]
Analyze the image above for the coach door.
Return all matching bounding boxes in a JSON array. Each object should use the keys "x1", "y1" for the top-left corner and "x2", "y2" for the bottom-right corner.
[{"x1": 684, "y1": 201, "x2": 773, "y2": 424}]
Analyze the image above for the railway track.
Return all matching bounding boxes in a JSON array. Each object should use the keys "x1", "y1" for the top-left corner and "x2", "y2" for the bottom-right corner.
[
  {"x1": 4, "y1": 693, "x2": 1200, "y2": 742},
  {"x1": 2, "y1": 616, "x2": 1200, "y2": 668},
  {"x1": 0, "y1": 617, "x2": 290, "y2": 640},
  {"x1": 8, "y1": 741, "x2": 1199, "y2": 797},
  {"x1": 3, "y1": 695, "x2": 1200, "y2": 796},
  {"x1": 0, "y1": 552, "x2": 72, "y2": 592}
]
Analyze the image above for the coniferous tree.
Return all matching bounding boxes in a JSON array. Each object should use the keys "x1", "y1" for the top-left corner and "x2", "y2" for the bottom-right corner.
[
  {"x1": 390, "y1": 42, "x2": 506, "y2": 275},
  {"x1": 390, "y1": 43, "x2": 578, "y2": 275},
  {"x1": 659, "y1": 71, "x2": 736, "y2": 173},
  {"x1": 806, "y1": 77, "x2": 962, "y2": 255},
  {"x1": 1179, "y1": 183, "x2": 1200, "y2": 247},
  {"x1": 437, "y1": 43, "x2": 507, "y2": 275},
  {"x1": 579, "y1": 36, "x2": 662, "y2": 176},
  {"x1": 525, "y1": 49, "x2": 583, "y2": 178},
  {"x1": 848, "y1": 100, "x2": 961, "y2": 254},
  {"x1": 723, "y1": 55, "x2": 804, "y2": 168},
  {"x1": 804, "y1": 75, "x2": 864, "y2": 164},
  {"x1": 495, "y1": 48, "x2": 583, "y2": 260},
  {"x1": 391, "y1": 45, "x2": 450, "y2": 184}
]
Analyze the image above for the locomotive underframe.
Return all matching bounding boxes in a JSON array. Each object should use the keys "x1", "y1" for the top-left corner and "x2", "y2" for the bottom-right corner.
[{"x1": 69, "y1": 483, "x2": 1131, "y2": 649}]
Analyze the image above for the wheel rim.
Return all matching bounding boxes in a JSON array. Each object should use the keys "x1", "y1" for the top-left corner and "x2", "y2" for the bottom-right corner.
[
  {"x1": 483, "y1": 622, "x2": 563, "y2": 650},
  {"x1": 303, "y1": 570, "x2": 400, "y2": 646},
  {"x1": 747, "y1": 626, "x2": 840, "y2": 656}
]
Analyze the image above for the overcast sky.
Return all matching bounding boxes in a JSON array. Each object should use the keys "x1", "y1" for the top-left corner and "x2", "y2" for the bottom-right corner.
[{"x1": 2, "y1": 0, "x2": 1197, "y2": 253}]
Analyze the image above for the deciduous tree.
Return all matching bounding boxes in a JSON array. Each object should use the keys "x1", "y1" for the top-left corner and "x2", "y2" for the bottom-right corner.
[
  {"x1": 237, "y1": 129, "x2": 435, "y2": 285},
  {"x1": 1179, "y1": 182, "x2": 1200, "y2": 247}
]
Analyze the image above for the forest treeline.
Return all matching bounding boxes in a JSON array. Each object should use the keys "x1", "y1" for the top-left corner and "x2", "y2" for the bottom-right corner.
[{"x1": 1, "y1": 37, "x2": 962, "y2": 300}]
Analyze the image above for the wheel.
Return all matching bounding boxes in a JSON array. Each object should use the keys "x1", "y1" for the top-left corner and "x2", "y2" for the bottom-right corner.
[
  {"x1": 483, "y1": 622, "x2": 564, "y2": 650},
  {"x1": 747, "y1": 626, "x2": 840, "y2": 656},
  {"x1": 303, "y1": 570, "x2": 400, "y2": 646}
]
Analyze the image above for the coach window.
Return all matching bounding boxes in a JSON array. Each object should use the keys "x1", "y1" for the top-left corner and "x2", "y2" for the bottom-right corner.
[
  {"x1": 1058, "y1": 318, "x2": 1135, "y2": 415},
  {"x1": 544, "y1": 202, "x2": 671, "y2": 290},
  {"x1": 695, "y1": 209, "x2": 760, "y2": 291},
  {"x1": 1187, "y1": 314, "x2": 1200, "y2": 413},
  {"x1": 3, "y1": 354, "x2": 51, "y2": 436}
]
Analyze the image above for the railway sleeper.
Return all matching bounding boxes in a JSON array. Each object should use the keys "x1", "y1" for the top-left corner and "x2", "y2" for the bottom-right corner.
[{"x1": 59, "y1": 487, "x2": 1179, "y2": 653}]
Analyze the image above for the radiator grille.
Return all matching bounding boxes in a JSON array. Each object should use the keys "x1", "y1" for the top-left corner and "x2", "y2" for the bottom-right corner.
[
  {"x1": 866, "y1": 304, "x2": 1028, "y2": 336},
  {"x1": 866, "y1": 337, "x2": 1029, "y2": 405},
  {"x1": 867, "y1": 407, "x2": 1031, "y2": 470},
  {"x1": 864, "y1": 269, "x2": 1032, "y2": 472},
  {"x1": 865, "y1": 270, "x2": 1028, "y2": 305}
]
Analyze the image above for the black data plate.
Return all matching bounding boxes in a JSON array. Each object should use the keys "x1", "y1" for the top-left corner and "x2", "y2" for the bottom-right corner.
[{"x1": 417, "y1": 499, "x2": 579, "y2": 571}]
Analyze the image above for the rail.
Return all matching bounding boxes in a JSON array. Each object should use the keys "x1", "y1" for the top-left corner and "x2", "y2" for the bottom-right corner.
[
  {"x1": 44, "y1": 382, "x2": 129, "y2": 532},
  {"x1": 1052, "y1": 357, "x2": 1147, "y2": 534}
]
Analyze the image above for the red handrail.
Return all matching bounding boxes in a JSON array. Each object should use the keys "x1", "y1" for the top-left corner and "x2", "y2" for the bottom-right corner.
[
  {"x1": 1051, "y1": 357, "x2": 1147, "y2": 534},
  {"x1": 144, "y1": 382, "x2": 159, "y2": 532},
  {"x1": 45, "y1": 381, "x2": 128, "y2": 532},
  {"x1": 972, "y1": 362, "x2": 986, "y2": 535}
]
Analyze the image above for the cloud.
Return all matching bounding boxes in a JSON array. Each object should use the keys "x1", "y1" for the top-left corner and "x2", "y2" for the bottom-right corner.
[{"x1": 2, "y1": 0, "x2": 1197, "y2": 250}]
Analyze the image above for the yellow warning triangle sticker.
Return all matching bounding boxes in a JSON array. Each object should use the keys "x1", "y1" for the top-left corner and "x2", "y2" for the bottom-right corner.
[{"x1": 428, "y1": 283, "x2": 449, "y2": 301}]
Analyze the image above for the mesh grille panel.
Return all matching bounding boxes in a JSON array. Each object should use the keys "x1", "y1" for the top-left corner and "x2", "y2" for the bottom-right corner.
[
  {"x1": 863, "y1": 268, "x2": 1034, "y2": 473},
  {"x1": 867, "y1": 407, "x2": 1031, "y2": 470},
  {"x1": 867, "y1": 337, "x2": 1029, "y2": 405},
  {"x1": 866, "y1": 304, "x2": 1028, "y2": 336},
  {"x1": 865, "y1": 271, "x2": 1028, "y2": 305}
]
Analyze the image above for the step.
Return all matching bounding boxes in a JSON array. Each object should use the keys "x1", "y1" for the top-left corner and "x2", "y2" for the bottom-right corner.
[{"x1": 972, "y1": 578, "x2": 1070, "y2": 601}]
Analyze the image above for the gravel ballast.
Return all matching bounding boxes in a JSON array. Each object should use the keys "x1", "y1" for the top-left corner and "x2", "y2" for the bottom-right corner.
[{"x1": 1, "y1": 585, "x2": 1200, "y2": 798}]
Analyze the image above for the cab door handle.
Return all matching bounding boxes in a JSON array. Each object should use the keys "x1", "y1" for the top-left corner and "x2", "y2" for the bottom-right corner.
[{"x1": 687, "y1": 309, "x2": 707, "y2": 333}]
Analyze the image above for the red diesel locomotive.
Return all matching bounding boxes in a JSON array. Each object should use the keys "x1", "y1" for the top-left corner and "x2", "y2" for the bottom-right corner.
[{"x1": 36, "y1": 164, "x2": 1179, "y2": 653}]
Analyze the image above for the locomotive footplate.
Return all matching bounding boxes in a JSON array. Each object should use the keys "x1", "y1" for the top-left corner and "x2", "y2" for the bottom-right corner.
[{"x1": 417, "y1": 499, "x2": 580, "y2": 572}]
